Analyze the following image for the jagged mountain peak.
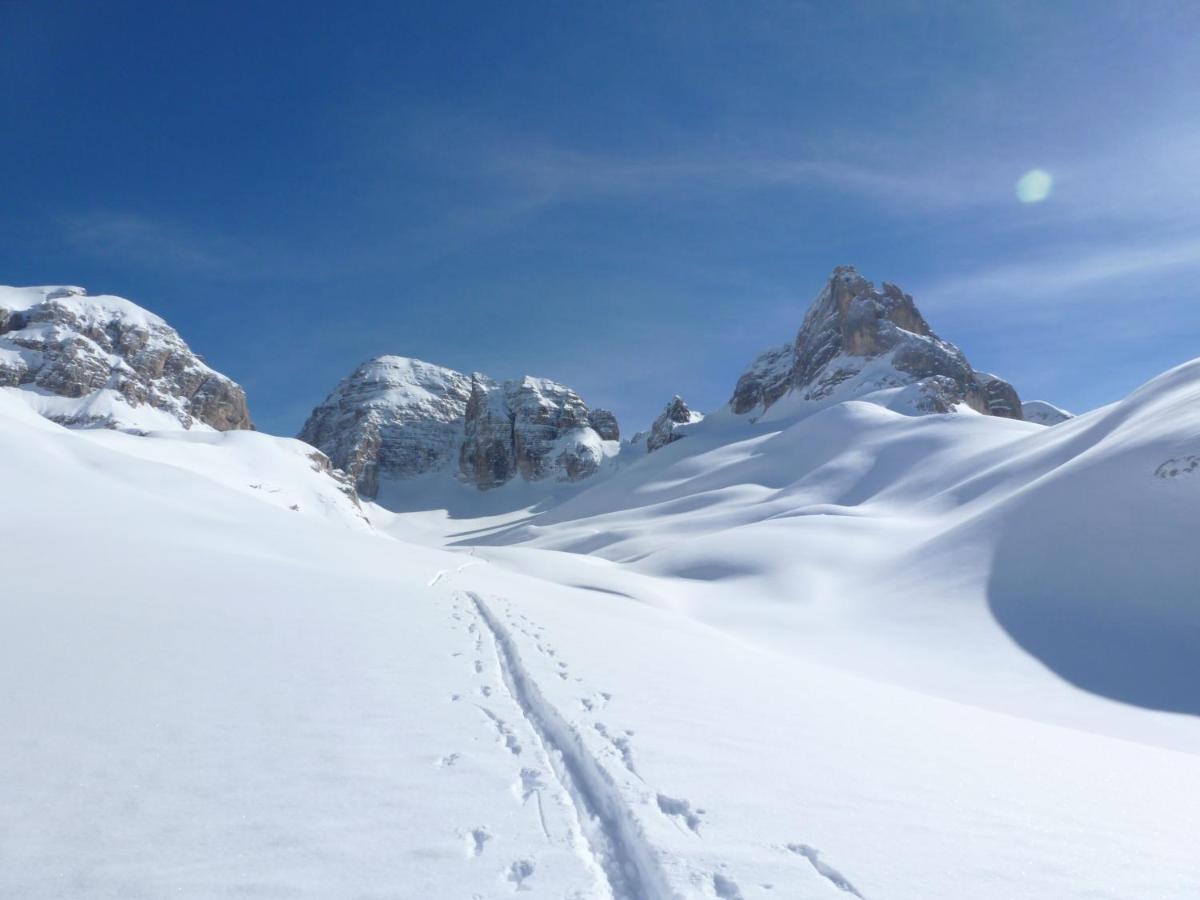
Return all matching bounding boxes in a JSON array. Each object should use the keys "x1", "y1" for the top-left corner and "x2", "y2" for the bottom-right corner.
[
  {"x1": 300, "y1": 357, "x2": 619, "y2": 496},
  {"x1": 645, "y1": 395, "x2": 704, "y2": 453},
  {"x1": 0, "y1": 284, "x2": 252, "y2": 432},
  {"x1": 730, "y1": 266, "x2": 1023, "y2": 420}
]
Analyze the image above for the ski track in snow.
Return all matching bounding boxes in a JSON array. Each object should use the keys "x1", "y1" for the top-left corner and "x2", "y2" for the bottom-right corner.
[
  {"x1": 787, "y1": 843, "x2": 865, "y2": 898},
  {"x1": 435, "y1": 574, "x2": 862, "y2": 899},
  {"x1": 465, "y1": 591, "x2": 679, "y2": 900}
]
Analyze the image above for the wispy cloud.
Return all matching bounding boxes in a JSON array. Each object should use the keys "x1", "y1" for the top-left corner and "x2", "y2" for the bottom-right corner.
[
  {"x1": 914, "y1": 234, "x2": 1200, "y2": 314},
  {"x1": 58, "y1": 212, "x2": 224, "y2": 271}
]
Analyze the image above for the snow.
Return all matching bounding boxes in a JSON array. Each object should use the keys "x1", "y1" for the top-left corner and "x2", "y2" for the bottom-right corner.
[
  {"x1": 1021, "y1": 398, "x2": 1074, "y2": 425},
  {"x1": 3, "y1": 351, "x2": 1200, "y2": 898},
  {"x1": 0, "y1": 385, "x2": 199, "y2": 433},
  {"x1": 0, "y1": 284, "x2": 170, "y2": 330}
]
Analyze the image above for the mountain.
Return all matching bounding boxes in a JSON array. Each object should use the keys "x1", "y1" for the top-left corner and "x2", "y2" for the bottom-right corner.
[
  {"x1": 0, "y1": 285, "x2": 252, "y2": 432},
  {"x1": 299, "y1": 355, "x2": 620, "y2": 496},
  {"x1": 5, "y1": 323, "x2": 1200, "y2": 900},
  {"x1": 6, "y1": 272, "x2": 1200, "y2": 900},
  {"x1": 729, "y1": 266, "x2": 1023, "y2": 420}
]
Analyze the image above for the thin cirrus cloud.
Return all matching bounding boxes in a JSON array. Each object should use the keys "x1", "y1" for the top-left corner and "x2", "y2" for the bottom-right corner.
[
  {"x1": 914, "y1": 235, "x2": 1200, "y2": 314},
  {"x1": 58, "y1": 212, "x2": 223, "y2": 272}
]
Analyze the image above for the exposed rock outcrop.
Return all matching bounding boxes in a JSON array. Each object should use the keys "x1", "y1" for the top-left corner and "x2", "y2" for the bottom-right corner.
[
  {"x1": 729, "y1": 266, "x2": 1024, "y2": 420},
  {"x1": 646, "y1": 396, "x2": 703, "y2": 453},
  {"x1": 0, "y1": 285, "x2": 251, "y2": 431},
  {"x1": 460, "y1": 376, "x2": 608, "y2": 488},
  {"x1": 300, "y1": 357, "x2": 617, "y2": 495},
  {"x1": 298, "y1": 357, "x2": 473, "y2": 498}
]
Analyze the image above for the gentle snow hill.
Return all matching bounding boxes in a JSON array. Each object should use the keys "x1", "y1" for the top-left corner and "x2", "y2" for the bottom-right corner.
[
  {"x1": 390, "y1": 357, "x2": 1200, "y2": 739},
  {"x1": 6, "y1": 356, "x2": 1200, "y2": 898}
]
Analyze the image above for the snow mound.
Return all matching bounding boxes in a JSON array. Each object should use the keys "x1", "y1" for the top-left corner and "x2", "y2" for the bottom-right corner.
[{"x1": 1021, "y1": 398, "x2": 1074, "y2": 425}]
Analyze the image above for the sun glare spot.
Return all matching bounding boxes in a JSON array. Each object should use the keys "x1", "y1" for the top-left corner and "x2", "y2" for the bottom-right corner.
[{"x1": 1016, "y1": 169, "x2": 1053, "y2": 203}]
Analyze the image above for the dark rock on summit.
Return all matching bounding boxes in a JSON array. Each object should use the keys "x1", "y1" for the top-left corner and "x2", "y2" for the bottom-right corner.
[{"x1": 729, "y1": 266, "x2": 1024, "y2": 420}]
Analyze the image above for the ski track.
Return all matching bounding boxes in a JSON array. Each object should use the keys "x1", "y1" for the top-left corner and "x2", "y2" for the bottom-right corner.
[
  {"x1": 441, "y1": 577, "x2": 856, "y2": 898},
  {"x1": 787, "y1": 844, "x2": 865, "y2": 898},
  {"x1": 466, "y1": 591, "x2": 679, "y2": 900}
]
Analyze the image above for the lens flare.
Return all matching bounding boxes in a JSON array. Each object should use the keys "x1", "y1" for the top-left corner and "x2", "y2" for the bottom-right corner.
[{"x1": 1016, "y1": 169, "x2": 1053, "y2": 203}]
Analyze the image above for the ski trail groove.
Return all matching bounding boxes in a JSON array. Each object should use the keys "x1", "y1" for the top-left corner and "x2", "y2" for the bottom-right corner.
[{"x1": 467, "y1": 591, "x2": 678, "y2": 900}]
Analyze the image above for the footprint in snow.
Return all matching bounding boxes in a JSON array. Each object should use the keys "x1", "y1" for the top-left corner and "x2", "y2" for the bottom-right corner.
[
  {"x1": 656, "y1": 794, "x2": 704, "y2": 834},
  {"x1": 506, "y1": 859, "x2": 535, "y2": 890},
  {"x1": 712, "y1": 872, "x2": 744, "y2": 900},
  {"x1": 466, "y1": 826, "x2": 491, "y2": 857}
]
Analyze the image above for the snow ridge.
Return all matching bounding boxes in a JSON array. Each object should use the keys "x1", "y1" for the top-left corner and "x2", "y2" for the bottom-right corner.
[{"x1": 467, "y1": 591, "x2": 678, "y2": 900}]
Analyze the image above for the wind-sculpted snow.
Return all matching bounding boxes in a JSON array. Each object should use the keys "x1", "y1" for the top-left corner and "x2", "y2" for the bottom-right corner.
[
  {"x1": 301, "y1": 356, "x2": 619, "y2": 495},
  {"x1": 0, "y1": 285, "x2": 251, "y2": 432},
  {"x1": 980, "y1": 358, "x2": 1200, "y2": 713},
  {"x1": 1021, "y1": 398, "x2": 1074, "y2": 425},
  {"x1": 6, "y1": 370, "x2": 1200, "y2": 899},
  {"x1": 729, "y1": 266, "x2": 1024, "y2": 420},
  {"x1": 453, "y1": 357, "x2": 1200, "y2": 721}
]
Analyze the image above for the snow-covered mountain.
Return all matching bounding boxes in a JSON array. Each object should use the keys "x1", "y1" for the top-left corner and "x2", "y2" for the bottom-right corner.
[
  {"x1": 0, "y1": 285, "x2": 252, "y2": 432},
  {"x1": 729, "y1": 265, "x2": 1024, "y2": 420},
  {"x1": 4, "y1": 274, "x2": 1200, "y2": 900},
  {"x1": 300, "y1": 355, "x2": 620, "y2": 496}
]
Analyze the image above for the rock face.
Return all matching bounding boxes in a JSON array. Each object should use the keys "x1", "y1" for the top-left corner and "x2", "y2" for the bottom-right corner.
[
  {"x1": 646, "y1": 396, "x2": 703, "y2": 453},
  {"x1": 1022, "y1": 400, "x2": 1073, "y2": 426},
  {"x1": 298, "y1": 357, "x2": 473, "y2": 498},
  {"x1": 730, "y1": 266, "x2": 1024, "y2": 420},
  {"x1": 460, "y1": 376, "x2": 612, "y2": 489},
  {"x1": 0, "y1": 285, "x2": 251, "y2": 431},
  {"x1": 300, "y1": 357, "x2": 618, "y2": 495}
]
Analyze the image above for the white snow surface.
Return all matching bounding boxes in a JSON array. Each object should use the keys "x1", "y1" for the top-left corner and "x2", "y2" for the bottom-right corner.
[
  {"x1": 1021, "y1": 398, "x2": 1074, "y2": 425},
  {"x1": 0, "y1": 284, "x2": 168, "y2": 327},
  {"x1": 3, "y1": 357, "x2": 1200, "y2": 899}
]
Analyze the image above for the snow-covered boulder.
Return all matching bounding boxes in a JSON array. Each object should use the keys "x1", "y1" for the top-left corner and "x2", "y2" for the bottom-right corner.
[
  {"x1": 646, "y1": 395, "x2": 703, "y2": 452},
  {"x1": 301, "y1": 357, "x2": 618, "y2": 494},
  {"x1": 730, "y1": 266, "x2": 1024, "y2": 420},
  {"x1": 1022, "y1": 399, "x2": 1073, "y2": 426},
  {"x1": 0, "y1": 285, "x2": 251, "y2": 432}
]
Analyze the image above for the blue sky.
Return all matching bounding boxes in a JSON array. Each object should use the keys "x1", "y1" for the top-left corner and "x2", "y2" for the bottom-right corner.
[{"x1": 3, "y1": 1, "x2": 1198, "y2": 434}]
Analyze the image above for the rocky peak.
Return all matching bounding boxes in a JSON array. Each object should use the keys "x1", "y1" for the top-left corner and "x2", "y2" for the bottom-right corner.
[
  {"x1": 730, "y1": 266, "x2": 1024, "y2": 420},
  {"x1": 0, "y1": 284, "x2": 252, "y2": 432},
  {"x1": 297, "y1": 356, "x2": 473, "y2": 498},
  {"x1": 300, "y1": 357, "x2": 618, "y2": 495},
  {"x1": 646, "y1": 395, "x2": 703, "y2": 453}
]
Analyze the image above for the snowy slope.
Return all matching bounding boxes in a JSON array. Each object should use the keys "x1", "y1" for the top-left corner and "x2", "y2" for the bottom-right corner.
[
  {"x1": 5, "y1": 343, "x2": 1200, "y2": 898},
  {"x1": 434, "y1": 359, "x2": 1200, "y2": 735}
]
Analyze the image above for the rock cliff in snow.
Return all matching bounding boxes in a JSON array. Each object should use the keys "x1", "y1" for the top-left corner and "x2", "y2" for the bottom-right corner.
[
  {"x1": 730, "y1": 266, "x2": 1024, "y2": 420},
  {"x1": 300, "y1": 356, "x2": 618, "y2": 495},
  {"x1": 298, "y1": 357, "x2": 474, "y2": 498},
  {"x1": 0, "y1": 285, "x2": 251, "y2": 432},
  {"x1": 645, "y1": 396, "x2": 703, "y2": 452}
]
